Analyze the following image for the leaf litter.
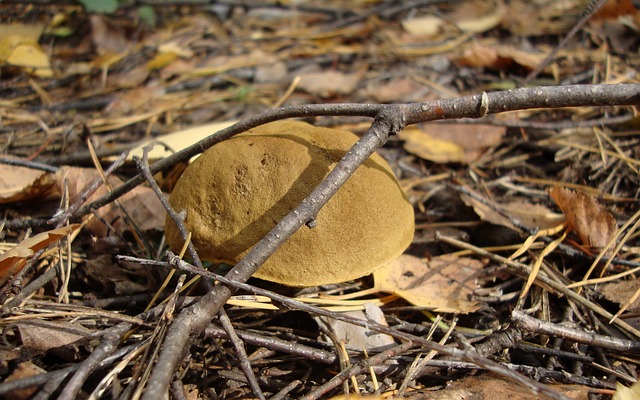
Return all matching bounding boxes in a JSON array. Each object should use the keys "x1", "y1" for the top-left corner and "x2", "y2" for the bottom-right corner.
[{"x1": 0, "y1": 1, "x2": 639, "y2": 399}]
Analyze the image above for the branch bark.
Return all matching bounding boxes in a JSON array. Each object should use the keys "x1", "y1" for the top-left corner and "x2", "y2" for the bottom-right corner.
[{"x1": 139, "y1": 84, "x2": 639, "y2": 399}]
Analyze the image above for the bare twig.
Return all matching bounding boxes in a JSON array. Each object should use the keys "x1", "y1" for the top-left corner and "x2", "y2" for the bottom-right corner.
[
  {"x1": 135, "y1": 84, "x2": 640, "y2": 399},
  {"x1": 218, "y1": 308, "x2": 266, "y2": 400},
  {"x1": 34, "y1": 84, "x2": 639, "y2": 231},
  {"x1": 524, "y1": 0, "x2": 609, "y2": 84},
  {"x1": 512, "y1": 310, "x2": 640, "y2": 353},
  {"x1": 301, "y1": 342, "x2": 415, "y2": 400},
  {"x1": 122, "y1": 254, "x2": 572, "y2": 400}
]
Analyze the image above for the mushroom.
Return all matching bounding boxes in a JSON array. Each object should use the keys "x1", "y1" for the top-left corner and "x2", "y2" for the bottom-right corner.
[{"x1": 165, "y1": 120, "x2": 414, "y2": 287}]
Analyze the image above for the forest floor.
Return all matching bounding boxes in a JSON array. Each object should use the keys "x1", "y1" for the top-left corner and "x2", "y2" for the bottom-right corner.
[{"x1": 1, "y1": 1, "x2": 640, "y2": 399}]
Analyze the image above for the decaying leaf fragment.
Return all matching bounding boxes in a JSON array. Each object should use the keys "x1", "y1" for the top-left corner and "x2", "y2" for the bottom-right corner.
[
  {"x1": 2, "y1": 361, "x2": 46, "y2": 400},
  {"x1": 0, "y1": 224, "x2": 80, "y2": 279},
  {"x1": 18, "y1": 321, "x2": 92, "y2": 352},
  {"x1": 373, "y1": 254, "x2": 483, "y2": 313},
  {"x1": 614, "y1": 379, "x2": 640, "y2": 400},
  {"x1": 316, "y1": 302, "x2": 395, "y2": 351},
  {"x1": 598, "y1": 279, "x2": 640, "y2": 313},
  {"x1": 548, "y1": 186, "x2": 618, "y2": 249}
]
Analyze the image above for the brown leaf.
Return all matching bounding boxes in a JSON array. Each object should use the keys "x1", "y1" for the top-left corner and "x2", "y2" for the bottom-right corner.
[
  {"x1": 373, "y1": 254, "x2": 483, "y2": 313},
  {"x1": 367, "y1": 78, "x2": 430, "y2": 103},
  {"x1": 2, "y1": 361, "x2": 46, "y2": 400},
  {"x1": 0, "y1": 224, "x2": 80, "y2": 279},
  {"x1": 0, "y1": 163, "x2": 57, "y2": 204},
  {"x1": 548, "y1": 186, "x2": 618, "y2": 249},
  {"x1": 423, "y1": 373, "x2": 589, "y2": 400},
  {"x1": 592, "y1": 0, "x2": 638, "y2": 21},
  {"x1": 297, "y1": 68, "x2": 365, "y2": 99},
  {"x1": 460, "y1": 193, "x2": 565, "y2": 231},
  {"x1": 453, "y1": 44, "x2": 548, "y2": 71},
  {"x1": 90, "y1": 15, "x2": 130, "y2": 56},
  {"x1": 84, "y1": 254, "x2": 154, "y2": 294},
  {"x1": 18, "y1": 321, "x2": 92, "y2": 352},
  {"x1": 316, "y1": 303, "x2": 395, "y2": 351},
  {"x1": 453, "y1": 43, "x2": 502, "y2": 68},
  {"x1": 599, "y1": 279, "x2": 640, "y2": 313},
  {"x1": 399, "y1": 123, "x2": 506, "y2": 164},
  {"x1": 447, "y1": 0, "x2": 506, "y2": 33},
  {"x1": 54, "y1": 166, "x2": 165, "y2": 237}
]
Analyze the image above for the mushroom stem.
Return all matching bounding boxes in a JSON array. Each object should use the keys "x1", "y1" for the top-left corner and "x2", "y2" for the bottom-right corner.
[{"x1": 141, "y1": 114, "x2": 402, "y2": 400}]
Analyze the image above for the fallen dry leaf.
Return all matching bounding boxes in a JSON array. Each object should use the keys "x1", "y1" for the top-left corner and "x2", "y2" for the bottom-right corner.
[
  {"x1": 402, "y1": 0, "x2": 505, "y2": 38},
  {"x1": 0, "y1": 165, "x2": 165, "y2": 238},
  {"x1": 0, "y1": 163, "x2": 57, "y2": 204},
  {"x1": 614, "y1": 379, "x2": 640, "y2": 400},
  {"x1": 503, "y1": 0, "x2": 584, "y2": 35},
  {"x1": 18, "y1": 321, "x2": 92, "y2": 352},
  {"x1": 399, "y1": 123, "x2": 506, "y2": 164},
  {"x1": 316, "y1": 302, "x2": 395, "y2": 351},
  {"x1": 2, "y1": 361, "x2": 46, "y2": 400},
  {"x1": 424, "y1": 373, "x2": 589, "y2": 400},
  {"x1": 447, "y1": 0, "x2": 506, "y2": 33},
  {"x1": 54, "y1": 166, "x2": 165, "y2": 237},
  {"x1": 90, "y1": 15, "x2": 130, "y2": 56},
  {"x1": 548, "y1": 186, "x2": 618, "y2": 249},
  {"x1": 84, "y1": 254, "x2": 155, "y2": 295},
  {"x1": 453, "y1": 44, "x2": 550, "y2": 72},
  {"x1": 599, "y1": 279, "x2": 640, "y2": 313},
  {"x1": 592, "y1": 0, "x2": 638, "y2": 21},
  {"x1": 373, "y1": 254, "x2": 483, "y2": 313},
  {"x1": 401, "y1": 15, "x2": 446, "y2": 37},
  {"x1": 297, "y1": 68, "x2": 365, "y2": 99},
  {"x1": 0, "y1": 224, "x2": 80, "y2": 279},
  {"x1": 120, "y1": 120, "x2": 237, "y2": 162},
  {"x1": 0, "y1": 22, "x2": 52, "y2": 77},
  {"x1": 367, "y1": 78, "x2": 433, "y2": 103},
  {"x1": 460, "y1": 193, "x2": 565, "y2": 231}
]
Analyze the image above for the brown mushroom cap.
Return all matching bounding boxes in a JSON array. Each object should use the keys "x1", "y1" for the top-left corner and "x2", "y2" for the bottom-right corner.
[{"x1": 165, "y1": 120, "x2": 414, "y2": 287}]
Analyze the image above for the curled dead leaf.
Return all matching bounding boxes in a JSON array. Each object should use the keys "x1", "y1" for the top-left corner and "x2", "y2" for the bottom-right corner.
[
  {"x1": 0, "y1": 163, "x2": 58, "y2": 204},
  {"x1": 0, "y1": 224, "x2": 80, "y2": 280},
  {"x1": 548, "y1": 186, "x2": 617, "y2": 249}
]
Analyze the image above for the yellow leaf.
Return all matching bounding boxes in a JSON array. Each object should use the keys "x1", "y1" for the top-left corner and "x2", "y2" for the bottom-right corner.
[
  {"x1": 115, "y1": 120, "x2": 237, "y2": 162},
  {"x1": 401, "y1": 15, "x2": 445, "y2": 36},
  {"x1": 399, "y1": 128, "x2": 465, "y2": 164},
  {"x1": 0, "y1": 23, "x2": 44, "y2": 61},
  {"x1": 399, "y1": 123, "x2": 506, "y2": 164},
  {"x1": 7, "y1": 44, "x2": 51, "y2": 68},
  {"x1": 146, "y1": 51, "x2": 178, "y2": 71},
  {"x1": 613, "y1": 380, "x2": 640, "y2": 400},
  {"x1": 373, "y1": 255, "x2": 482, "y2": 313}
]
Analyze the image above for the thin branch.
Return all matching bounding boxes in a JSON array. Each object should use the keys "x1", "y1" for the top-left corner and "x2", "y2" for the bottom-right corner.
[
  {"x1": 144, "y1": 253, "x2": 571, "y2": 400},
  {"x1": 41, "y1": 84, "x2": 640, "y2": 230}
]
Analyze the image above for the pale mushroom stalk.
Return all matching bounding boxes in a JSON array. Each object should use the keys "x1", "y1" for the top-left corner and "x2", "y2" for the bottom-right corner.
[{"x1": 142, "y1": 111, "x2": 406, "y2": 400}]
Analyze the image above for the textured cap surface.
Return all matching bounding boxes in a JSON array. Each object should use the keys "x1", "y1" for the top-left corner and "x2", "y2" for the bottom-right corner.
[{"x1": 165, "y1": 120, "x2": 414, "y2": 286}]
